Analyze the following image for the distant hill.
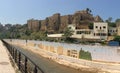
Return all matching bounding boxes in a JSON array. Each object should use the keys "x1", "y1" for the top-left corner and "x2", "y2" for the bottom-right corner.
[{"x1": 0, "y1": 24, "x2": 28, "y2": 39}]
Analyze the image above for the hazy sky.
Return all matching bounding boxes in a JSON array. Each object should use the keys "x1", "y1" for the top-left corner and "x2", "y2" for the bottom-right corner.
[{"x1": 0, "y1": 0, "x2": 119, "y2": 24}]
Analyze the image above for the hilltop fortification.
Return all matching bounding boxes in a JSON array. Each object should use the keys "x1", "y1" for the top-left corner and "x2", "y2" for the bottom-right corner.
[{"x1": 27, "y1": 9, "x2": 103, "y2": 33}]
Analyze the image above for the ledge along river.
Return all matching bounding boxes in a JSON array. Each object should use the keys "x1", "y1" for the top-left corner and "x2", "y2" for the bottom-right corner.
[{"x1": 12, "y1": 45, "x2": 98, "y2": 73}]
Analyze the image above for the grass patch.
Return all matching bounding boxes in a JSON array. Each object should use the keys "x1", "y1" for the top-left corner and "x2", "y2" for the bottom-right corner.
[{"x1": 79, "y1": 49, "x2": 92, "y2": 60}]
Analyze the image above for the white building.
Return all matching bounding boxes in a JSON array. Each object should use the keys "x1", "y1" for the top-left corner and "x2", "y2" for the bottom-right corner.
[
  {"x1": 68, "y1": 24, "x2": 94, "y2": 39},
  {"x1": 94, "y1": 22, "x2": 108, "y2": 40},
  {"x1": 47, "y1": 23, "x2": 108, "y2": 41},
  {"x1": 117, "y1": 22, "x2": 120, "y2": 36},
  {"x1": 108, "y1": 27, "x2": 117, "y2": 36}
]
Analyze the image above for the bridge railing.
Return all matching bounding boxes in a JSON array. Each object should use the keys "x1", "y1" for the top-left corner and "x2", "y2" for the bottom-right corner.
[{"x1": 2, "y1": 40, "x2": 44, "y2": 73}]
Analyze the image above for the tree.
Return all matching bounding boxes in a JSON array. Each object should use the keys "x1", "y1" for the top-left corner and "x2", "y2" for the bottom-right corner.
[
  {"x1": 30, "y1": 31, "x2": 47, "y2": 40},
  {"x1": 115, "y1": 19, "x2": 120, "y2": 23},
  {"x1": 114, "y1": 36, "x2": 120, "y2": 42},
  {"x1": 45, "y1": 17, "x2": 49, "y2": 26},
  {"x1": 88, "y1": 23, "x2": 93, "y2": 29},
  {"x1": 108, "y1": 22, "x2": 116, "y2": 27},
  {"x1": 25, "y1": 30, "x2": 31, "y2": 36},
  {"x1": 106, "y1": 17, "x2": 116, "y2": 27},
  {"x1": 105, "y1": 17, "x2": 112, "y2": 23},
  {"x1": 62, "y1": 27, "x2": 74, "y2": 42},
  {"x1": 86, "y1": 8, "x2": 92, "y2": 14},
  {"x1": 79, "y1": 49, "x2": 92, "y2": 60}
]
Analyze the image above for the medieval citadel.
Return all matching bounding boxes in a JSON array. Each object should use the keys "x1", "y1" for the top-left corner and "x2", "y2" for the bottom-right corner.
[{"x1": 27, "y1": 9, "x2": 103, "y2": 33}]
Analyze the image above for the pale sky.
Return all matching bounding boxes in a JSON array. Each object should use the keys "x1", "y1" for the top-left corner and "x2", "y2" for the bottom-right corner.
[{"x1": 0, "y1": 0, "x2": 119, "y2": 24}]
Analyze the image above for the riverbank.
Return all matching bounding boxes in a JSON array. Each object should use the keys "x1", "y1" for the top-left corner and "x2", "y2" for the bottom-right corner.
[
  {"x1": 12, "y1": 43, "x2": 100, "y2": 73},
  {"x1": 11, "y1": 42, "x2": 120, "y2": 73}
]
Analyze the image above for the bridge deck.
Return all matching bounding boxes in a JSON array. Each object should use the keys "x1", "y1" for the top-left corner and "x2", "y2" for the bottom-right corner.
[{"x1": 0, "y1": 41, "x2": 15, "y2": 73}]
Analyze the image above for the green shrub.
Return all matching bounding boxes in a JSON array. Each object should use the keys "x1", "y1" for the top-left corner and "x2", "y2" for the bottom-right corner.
[{"x1": 79, "y1": 49, "x2": 92, "y2": 60}]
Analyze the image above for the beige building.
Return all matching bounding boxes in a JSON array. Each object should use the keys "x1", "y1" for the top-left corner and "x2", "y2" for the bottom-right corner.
[
  {"x1": 94, "y1": 22, "x2": 108, "y2": 40},
  {"x1": 117, "y1": 22, "x2": 120, "y2": 36},
  {"x1": 47, "y1": 23, "x2": 108, "y2": 40},
  {"x1": 108, "y1": 27, "x2": 117, "y2": 36},
  {"x1": 68, "y1": 24, "x2": 93, "y2": 39},
  {"x1": 71, "y1": 29, "x2": 94, "y2": 39},
  {"x1": 68, "y1": 24, "x2": 109, "y2": 40}
]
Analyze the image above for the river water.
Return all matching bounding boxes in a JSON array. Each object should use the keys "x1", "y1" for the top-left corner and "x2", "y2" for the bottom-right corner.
[
  {"x1": 10, "y1": 39, "x2": 120, "y2": 63},
  {"x1": 5, "y1": 39, "x2": 120, "y2": 62}
]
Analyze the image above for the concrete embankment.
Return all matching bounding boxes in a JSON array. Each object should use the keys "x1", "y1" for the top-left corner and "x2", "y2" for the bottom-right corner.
[
  {"x1": 12, "y1": 45, "x2": 100, "y2": 73},
  {"x1": 4, "y1": 39, "x2": 120, "y2": 73}
]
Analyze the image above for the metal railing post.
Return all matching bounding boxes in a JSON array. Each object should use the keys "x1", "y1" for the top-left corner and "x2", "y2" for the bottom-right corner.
[
  {"x1": 18, "y1": 52, "x2": 21, "y2": 70},
  {"x1": 34, "y1": 66, "x2": 37, "y2": 73},
  {"x1": 15, "y1": 50, "x2": 17, "y2": 63},
  {"x1": 25, "y1": 57, "x2": 28, "y2": 73},
  {"x1": 13, "y1": 48, "x2": 15, "y2": 59}
]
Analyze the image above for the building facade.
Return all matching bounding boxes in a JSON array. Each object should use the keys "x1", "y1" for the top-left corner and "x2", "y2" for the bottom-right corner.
[
  {"x1": 108, "y1": 27, "x2": 117, "y2": 36},
  {"x1": 68, "y1": 23, "x2": 108, "y2": 40},
  {"x1": 93, "y1": 22, "x2": 108, "y2": 40},
  {"x1": 117, "y1": 22, "x2": 120, "y2": 36},
  {"x1": 47, "y1": 22, "x2": 109, "y2": 40}
]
